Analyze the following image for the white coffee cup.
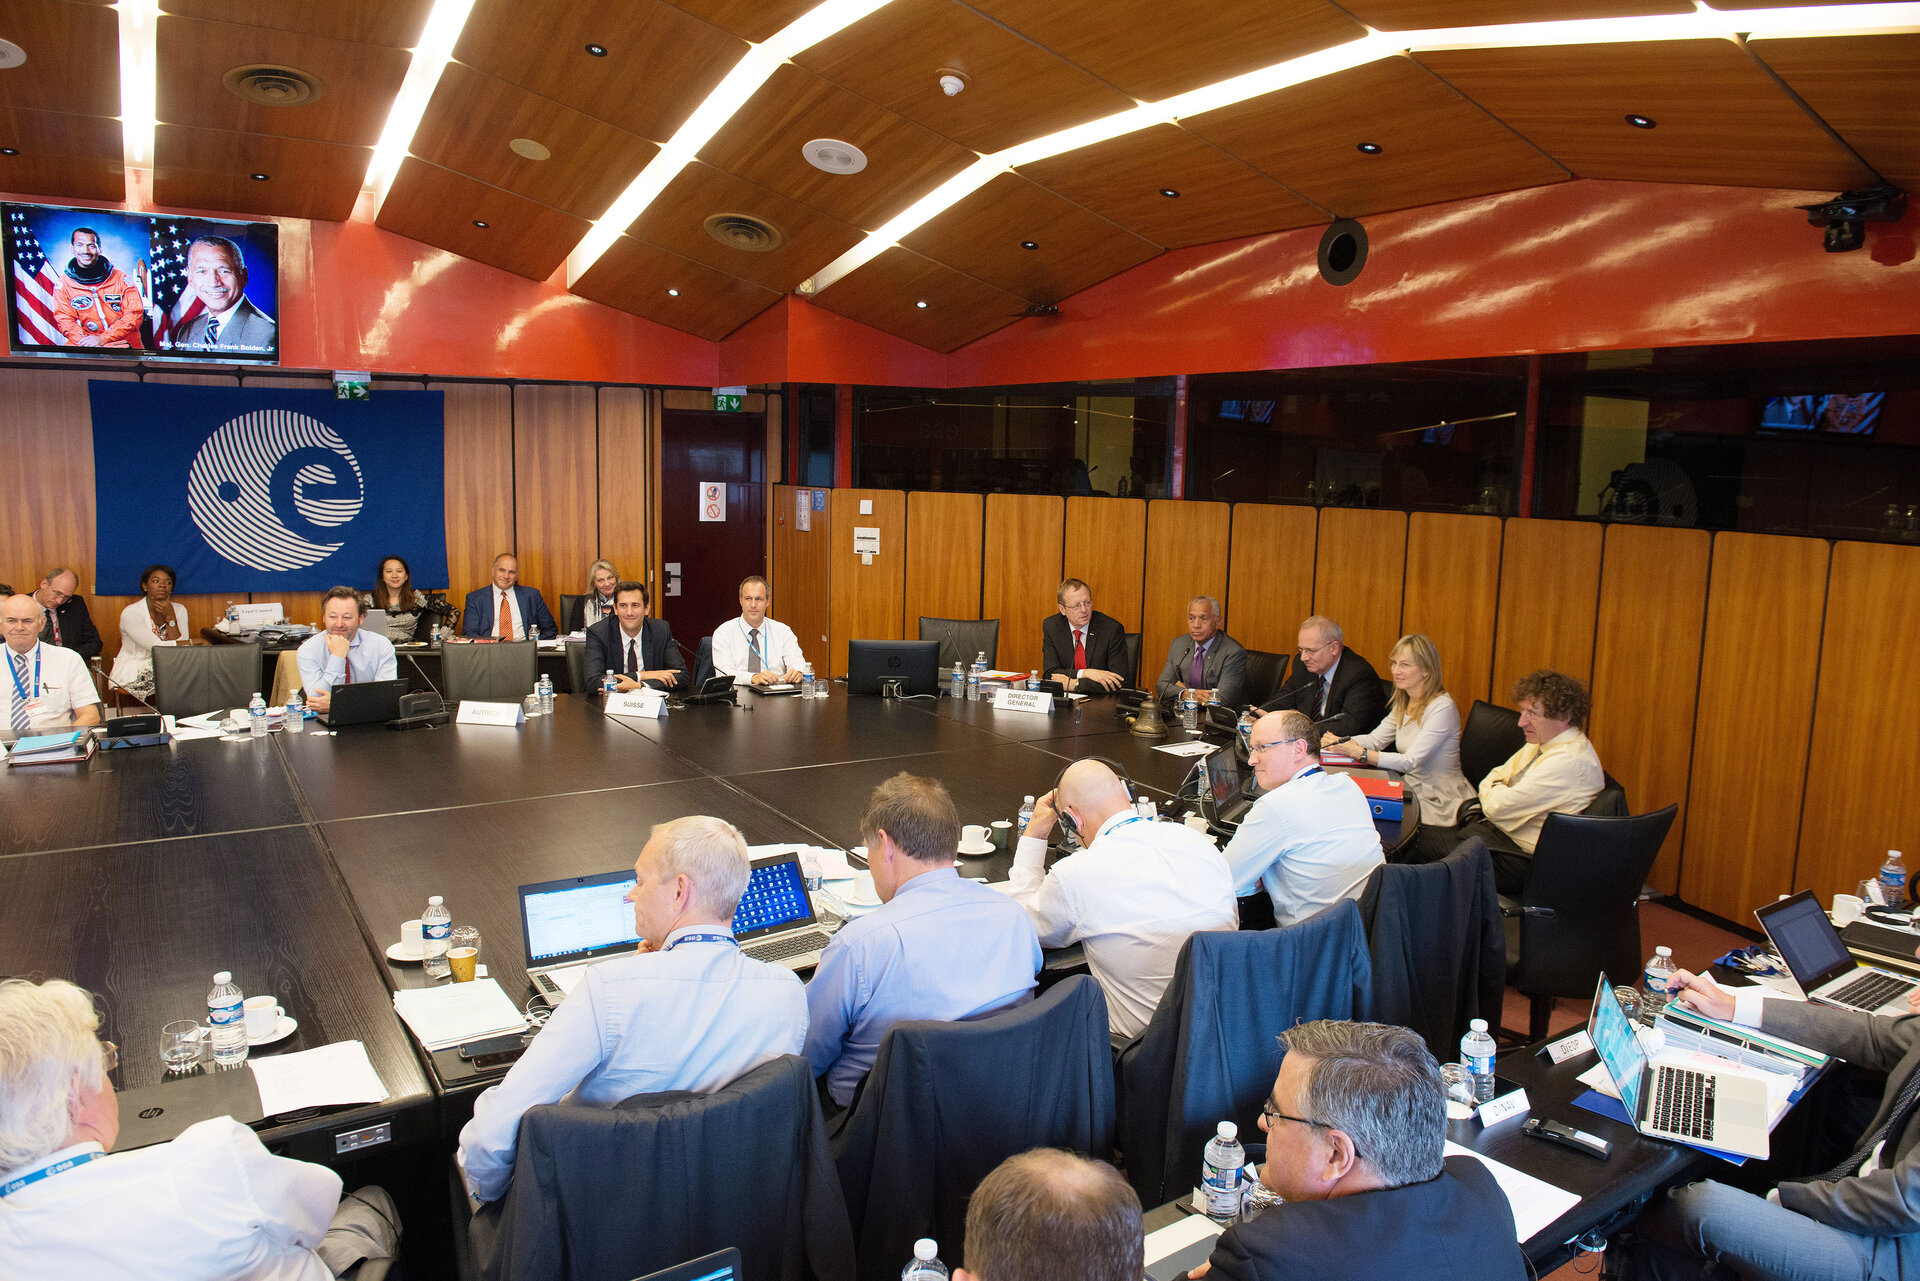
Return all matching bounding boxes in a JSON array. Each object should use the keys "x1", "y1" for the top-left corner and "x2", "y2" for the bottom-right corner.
[
  {"x1": 1184, "y1": 814, "x2": 1211, "y2": 834},
  {"x1": 961, "y1": 824, "x2": 989, "y2": 846},
  {"x1": 1832, "y1": 893, "x2": 1866, "y2": 925},
  {"x1": 401, "y1": 919, "x2": 424, "y2": 950},
  {"x1": 856, "y1": 872, "x2": 877, "y2": 902},
  {"x1": 243, "y1": 996, "x2": 284, "y2": 1039}
]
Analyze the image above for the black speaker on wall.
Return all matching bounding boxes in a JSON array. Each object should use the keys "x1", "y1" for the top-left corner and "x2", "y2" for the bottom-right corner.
[{"x1": 1317, "y1": 219, "x2": 1368, "y2": 286}]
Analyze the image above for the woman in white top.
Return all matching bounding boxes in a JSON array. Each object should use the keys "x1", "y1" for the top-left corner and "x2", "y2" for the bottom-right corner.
[
  {"x1": 110, "y1": 563, "x2": 196, "y2": 699},
  {"x1": 1322, "y1": 632, "x2": 1476, "y2": 827},
  {"x1": 567, "y1": 559, "x2": 620, "y2": 633}
]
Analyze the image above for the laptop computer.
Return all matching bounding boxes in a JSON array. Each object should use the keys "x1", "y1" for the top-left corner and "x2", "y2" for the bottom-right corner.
[
  {"x1": 1587, "y1": 972, "x2": 1772, "y2": 1158},
  {"x1": 632, "y1": 1248, "x2": 741, "y2": 1281},
  {"x1": 1757, "y1": 889, "x2": 1919, "y2": 1015},
  {"x1": 520, "y1": 869, "x2": 645, "y2": 1001},
  {"x1": 315, "y1": 678, "x2": 409, "y2": 728},
  {"x1": 734, "y1": 851, "x2": 833, "y2": 969},
  {"x1": 363, "y1": 608, "x2": 389, "y2": 638},
  {"x1": 1200, "y1": 747, "x2": 1256, "y2": 827}
]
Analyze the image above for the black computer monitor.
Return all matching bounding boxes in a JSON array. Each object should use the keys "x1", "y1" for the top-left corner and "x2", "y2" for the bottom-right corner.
[{"x1": 845, "y1": 639, "x2": 940, "y2": 696}]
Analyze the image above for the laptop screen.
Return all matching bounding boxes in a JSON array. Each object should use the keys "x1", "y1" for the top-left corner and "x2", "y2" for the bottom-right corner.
[
  {"x1": 1756, "y1": 890, "x2": 1855, "y2": 990},
  {"x1": 732, "y1": 853, "x2": 816, "y2": 941},
  {"x1": 1202, "y1": 747, "x2": 1241, "y2": 810},
  {"x1": 519, "y1": 870, "x2": 640, "y2": 966},
  {"x1": 1588, "y1": 973, "x2": 1647, "y2": 1119}
]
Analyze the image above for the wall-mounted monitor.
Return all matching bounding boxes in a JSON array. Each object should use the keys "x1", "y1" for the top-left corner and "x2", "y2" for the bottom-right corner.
[
  {"x1": 1760, "y1": 393, "x2": 1882, "y2": 434},
  {"x1": 3, "y1": 201, "x2": 280, "y2": 365}
]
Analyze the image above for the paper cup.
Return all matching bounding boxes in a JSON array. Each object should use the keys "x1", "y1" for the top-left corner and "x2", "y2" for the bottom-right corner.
[{"x1": 449, "y1": 948, "x2": 479, "y2": 982}]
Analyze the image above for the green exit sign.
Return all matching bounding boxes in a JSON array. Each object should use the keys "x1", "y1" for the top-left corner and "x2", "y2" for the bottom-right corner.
[{"x1": 713, "y1": 385, "x2": 747, "y2": 412}]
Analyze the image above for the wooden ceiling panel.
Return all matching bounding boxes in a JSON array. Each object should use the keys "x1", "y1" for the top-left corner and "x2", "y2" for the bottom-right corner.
[
  {"x1": 572, "y1": 235, "x2": 781, "y2": 342},
  {"x1": 155, "y1": 16, "x2": 410, "y2": 146},
  {"x1": 626, "y1": 162, "x2": 865, "y2": 293},
  {"x1": 158, "y1": 0, "x2": 434, "y2": 47},
  {"x1": 411, "y1": 63, "x2": 657, "y2": 220},
  {"x1": 0, "y1": 0, "x2": 120, "y2": 117},
  {"x1": 1186, "y1": 57, "x2": 1569, "y2": 218},
  {"x1": 700, "y1": 64, "x2": 977, "y2": 232},
  {"x1": 662, "y1": 0, "x2": 819, "y2": 44},
  {"x1": 965, "y1": 0, "x2": 1365, "y2": 101},
  {"x1": 153, "y1": 124, "x2": 366, "y2": 221},
  {"x1": 375, "y1": 158, "x2": 589, "y2": 280},
  {"x1": 900, "y1": 172, "x2": 1162, "y2": 302},
  {"x1": 1018, "y1": 124, "x2": 1325, "y2": 248},
  {"x1": 455, "y1": 0, "x2": 745, "y2": 144},
  {"x1": 1338, "y1": 0, "x2": 1689, "y2": 27},
  {"x1": 809, "y1": 247, "x2": 1027, "y2": 352},
  {"x1": 1751, "y1": 34, "x2": 1920, "y2": 191},
  {"x1": 794, "y1": 0, "x2": 1136, "y2": 155},
  {"x1": 0, "y1": 107, "x2": 124, "y2": 203},
  {"x1": 1418, "y1": 40, "x2": 1880, "y2": 191}
]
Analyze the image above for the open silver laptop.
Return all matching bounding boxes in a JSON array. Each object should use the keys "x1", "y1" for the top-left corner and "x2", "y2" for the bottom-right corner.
[
  {"x1": 363, "y1": 608, "x2": 389, "y2": 638},
  {"x1": 1588, "y1": 972, "x2": 1771, "y2": 1158},
  {"x1": 1757, "y1": 889, "x2": 1919, "y2": 1016},
  {"x1": 732, "y1": 851, "x2": 832, "y2": 969}
]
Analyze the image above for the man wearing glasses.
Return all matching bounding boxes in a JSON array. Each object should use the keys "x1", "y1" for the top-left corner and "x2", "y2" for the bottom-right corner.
[
  {"x1": 1220, "y1": 711, "x2": 1383, "y2": 927},
  {"x1": 1253, "y1": 616, "x2": 1387, "y2": 739},
  {"x1": 1187, "y1": 1020, "x2": 1526, "y2": 1281}
]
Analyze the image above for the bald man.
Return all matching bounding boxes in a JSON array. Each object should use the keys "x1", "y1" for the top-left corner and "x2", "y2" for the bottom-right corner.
[
  {"x1": 1011, "y1": 760, "x2": 1237, "y2": 1039},
  {"x1": 2, "y1": 594, "x2": 102, "y2": 731}
]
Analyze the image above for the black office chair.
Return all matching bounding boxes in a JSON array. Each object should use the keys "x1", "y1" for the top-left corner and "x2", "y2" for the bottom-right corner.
[
  {"x1": 441, "y1": 640, "x2": 538, "y2": 704},
  {"x1": 152, "y1": 643, "x2": 262, "y2": 718},
  {"x1": 1585, "y1": 771, "x2": 1630, "y2": 817},
  {"x1": 1121, "y1": 632, "x2": 1141, "y2": 687},
  {"x1": 916, "y1": 616, "x2": 999, "y2": 671},
  {"x1": 1360, "y1": 840, "x2": 1504, "y2": 1061},
  {"x1": 693, "y1": 636, "x2": 715, "y2": 686},
  {"x1": 1502, "y1": 804, "x2": 1679, "y2": 1041},
  {"x1": 557, "y1": 593, "x2": 584, "y2": 635},
  {"x1": 1460, "y1": 699, "x2": 1526, "y2": 788},
  {"x1": 1241, "y1": 649, "x2": 1289, "y2": 708},
  {"x1": 563, "y1": 640, "x2": 589, "y2": 696}
]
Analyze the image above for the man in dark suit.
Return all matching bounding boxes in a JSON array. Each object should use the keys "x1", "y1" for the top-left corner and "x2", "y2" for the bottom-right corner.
[
  {"x1": 582, "y1": 581, "x2": 685, "y2": 692},
  {"x1": 1621, "y1": 966, "x2": 1920, "y2": 1281},
  {"x1": 1155, "y1": 595, "x2": 1247, "y2": 709},
  {"x1": 1256, "y1": 615, "x2": 1386, "y2": 739},
  {"x1": 1191, "y1": 1020, "x2": 1526, "y2": 1281},
  {"x1": 461, "y1": 553, "x2": 558, "y2": 639},
  {"x1": 1041, "y1": 578, "x2": 1131, "y2": 693},
  {"x1": 32, "y1": 568, "x2": 102, "y2": 662}
]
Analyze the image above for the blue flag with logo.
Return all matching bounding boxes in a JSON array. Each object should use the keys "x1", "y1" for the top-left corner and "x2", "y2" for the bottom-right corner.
[{"x1": 90, "y1": 381, "x2": 448, "y2": 594}]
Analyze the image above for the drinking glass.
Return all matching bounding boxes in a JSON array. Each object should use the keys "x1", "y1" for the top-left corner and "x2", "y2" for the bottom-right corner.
[{"x1": 160, "y1": 1020, "x2": 202, "y2": 1073}]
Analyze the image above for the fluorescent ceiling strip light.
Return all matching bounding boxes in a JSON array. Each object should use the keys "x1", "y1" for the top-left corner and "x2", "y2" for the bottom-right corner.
[
  {"x1": 567, "y1": 0, "x2": 898, "y2": 280},
  {"x1": 365, "y1": 0, "x2": 479, "y2": 211},
  {"x1": 1391, "y1": 2, "x2": 1920, "y2": 52},
  {"x1": 116, "y1": 0, "x2": 159, "y2": 171}
]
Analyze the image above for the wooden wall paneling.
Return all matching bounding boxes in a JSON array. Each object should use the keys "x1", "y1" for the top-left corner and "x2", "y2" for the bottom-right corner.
[
  {"x1": 1589, "y1": 524, "x2": 1711, "y2": 894},
  {"x1": 1224, "y1": 503, "x2": 1317, "y2": 654},
  {"x1": 903, "y1": 491, "x2": 984, "y2": 633},
  {"x1": 1797, "y1": 541, "x2": 1920, "y2": 905},
  {"x1": 1311, "y1": 507, "x2": 1408, "y2": 670},
  {"x1": 0, "y1": 367, "x2": 117, "y2": 596},
  {"x1": 435, "y1": 382, "x2": 514, "y2": 611},
  {"x1": 982, "y1": 494, "x2": 1065, "y2": 674},
  {"x1": 827, "y1": 489, "x2": 906, "y2": 679},
  {"x1": 597, "y1": 386, "x2": 653, "y2": 590},
  {"x1": 1064, "y1": 496, "x2": 1146, "y2": 631},
  {"x1": 1401, "y1": 511, "x2": 1501, "y2": 712},
  {"x1": 769, "y1": 484, "x2": 832, "y2": 675},
  {"x1": 1681, "y1": 532, "x2": 1830, "y2": 920},
  {"x1": 511, "y1": 383, "x2": 596, "y2": 621},
  {"x1": 1141, "y1": 500, "x2": 1231, "y2": 687},
  {"x1": 1491, "y1": 518, "x2": 1603, "y2": 700}
]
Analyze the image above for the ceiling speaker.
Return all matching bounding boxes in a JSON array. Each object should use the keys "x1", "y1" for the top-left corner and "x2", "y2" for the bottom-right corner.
[
  {"x1": 704, "y1": 213, "x2": 784, "y2": 253},
  {"x1": 803, "y1": 138, "x2": 868, "y2": 174},
  {"x1": 223, "y1": 65, "x2": 324, "y2": 108},
  {"x1": 1317, "y1": 218, "x2": 1368, "y2": 287},
  {"x1": 0, "y1": 39, "x2": 25, "y2": 71}
]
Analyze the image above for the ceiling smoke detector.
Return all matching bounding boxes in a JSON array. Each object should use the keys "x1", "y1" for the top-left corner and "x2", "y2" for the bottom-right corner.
[
  {"x1": 0, "y1": 39, "x2": 25, "y2": 71},
  {"x1": 938, "y1": 69, "x2": 968, "y2": 97},
  {"x1": 803, "y1": 138, "x2": 867, "y2": 175},
  {"x1": 704, "y1": 213, "x2": 785, "y2": 253},
  {"x1": 223, "y1": 65, "x2": 324, "y2": 108}
]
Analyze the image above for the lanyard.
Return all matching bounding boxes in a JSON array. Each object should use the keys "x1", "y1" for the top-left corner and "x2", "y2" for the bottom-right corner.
[
  {"x1": 742, "y1": 621, "x2": 767, "y2": 665},
  {"x1": 8, "y1": 646, "x2": 40, "y2": 699},
  {"x1": 1105, "y1": 813, "x2": 1151, "y2": 836},
  {"x1": 1, "y1": 1151, "x2": 101, "y2": 1198},
  {"x1": 1295, "y1": 766, "x2": 1323, "y2": 781},
  {"x1": 662, "y1": 932, "x2": 737, "y2": 952}
]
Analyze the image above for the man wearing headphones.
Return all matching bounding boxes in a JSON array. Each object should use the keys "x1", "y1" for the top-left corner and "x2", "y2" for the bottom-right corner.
[{"x1": 1010, "y1": 760, "x2": 1237, "y2": 1040}]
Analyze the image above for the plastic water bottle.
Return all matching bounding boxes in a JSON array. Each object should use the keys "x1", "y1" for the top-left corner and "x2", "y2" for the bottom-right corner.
[
  {"x1": 1880, "y1": 850, "x2": 1908, "y2": 909},
  {"x1": 1017, "y1": 794, "x2": 1036, "y2": 836},
  {"x1": 284, "y1": 689, "x2": 304, "y2": 734},
  {"x1": 950, "y1": 663, "x2": 965, "y2": 701},
  {"x1": 602, "y1": 669, "x2": 619, "y2": 695},
  {"x1": 971, "y1": 651, "x2": 987, "y2": 695},
  {"x1": 422, "y1": 896, "x2": 452, "y2": 979},
  {"x1": 224, "y1": 600, "x2": 239, "y2": 629},
  {"x1": 801, "y1": 663, "x2": 816, "y2": 699},
  {"x1": 1202, "y1": 1121, "x2": 1246, "y2": 1224},
  {"x1": 1181, "y1": 689, "x2": 1199, "y2": 732},
  {"x1": 1642, "y1": 946, "x2": 1677, "y2": 1023},
  {"x1": 207, "y1": 971, "x2": 248, "y2": 1067},
  {"x1": 538, "y1": 673, "x2": 555, "y2": 715},
  {"x1": 901, "y1": 1239, "x2": 948, "y2": 1281},
  {"x1": 1462, "y1": 1019, "x2": 1497, "y2": 1104},
  {"x1": 248, "y1": 692, "x2": 267, "y2": 737}
]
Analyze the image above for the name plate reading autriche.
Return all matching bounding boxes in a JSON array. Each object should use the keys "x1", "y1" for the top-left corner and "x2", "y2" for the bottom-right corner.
[
  {"x1": 991, "y1": 689, "x2": 1053, "y2": 716},
  {"x1": 456, "y1": 701, "x2": 525, "y2": 726},
  {"x1": 1476, "y1": 1087, "x2": 1531, "y2": 1127},
  {"x1": 605, "y1": 690, "x2": 667, "y2": 719}
]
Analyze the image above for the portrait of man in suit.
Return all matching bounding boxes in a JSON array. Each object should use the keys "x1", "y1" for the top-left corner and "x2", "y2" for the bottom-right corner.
[{"x1": 176, "y1": 236, "x2": 277, "y2": 351}]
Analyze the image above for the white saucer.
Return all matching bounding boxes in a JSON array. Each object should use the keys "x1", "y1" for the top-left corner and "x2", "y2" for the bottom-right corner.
[
  {"x1": 956, "y1": 841, "x2": 996, "y2": 856},
  {"x1": 386, "y1": 941, "x2": 425, "y2": 963},
  {"x1": 248, "y1": 1015, "x2": 298, "y2": 1046},
  {"x1": 838, "y1": 888, "x2": 883, "y2": 908}
]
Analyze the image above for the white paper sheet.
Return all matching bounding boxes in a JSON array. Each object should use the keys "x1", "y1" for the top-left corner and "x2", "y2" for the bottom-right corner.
[
  {"x1": 393, "y1": 979, "x2": 528, "y2": 1050},
  {"x1": 1152, "y1": 741, "x2": 1217, "y2": 757},
  {"x1": 1142, "y1": 1212, "x2": 1222, "y2": 1263},
  {"x1": 248, "y1": 1040, "x2": 389, "y2": 1116},
  {"x1": 1443, "y1": 1142, "x2": 1582, "y2": 1241}
]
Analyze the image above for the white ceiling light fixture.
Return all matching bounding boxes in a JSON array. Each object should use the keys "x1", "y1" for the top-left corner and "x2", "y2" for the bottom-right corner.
[
  {"x1": 0, "y1": 38, "x2": 27, "y2": 71},
  {"x1": 365, "y1": 0, "x2": 480, "y2": 210},
  {"x1": 804, "y1": 138, "x2": 868, "y2": 174},
  {"x1": 116, "y1": 0, "x2": 160, "y2": 171}
]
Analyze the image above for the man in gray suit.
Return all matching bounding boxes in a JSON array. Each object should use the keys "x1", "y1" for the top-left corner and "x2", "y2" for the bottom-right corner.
[
  {"x1": 176, "y1": 236, "x2": 276, "y2": 351},
  {"x1": 1623, "y1": 964, "x2": 1920, "y2": 1281},
  {"x1": 1153, "y1": 595, "x2": 1247, "y2": 709}
]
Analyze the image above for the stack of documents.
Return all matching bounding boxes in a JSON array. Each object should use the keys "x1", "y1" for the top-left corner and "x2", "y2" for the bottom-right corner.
[
  {"x1": 393, "y1": 979, "x2": 528, "y2": 1051},
  {"x1": 248, "y1": 1041, "x2": 389, "y2": 1116},
  {"x1": 6, "y1": 730, "x2": 95, "y2": 766}
]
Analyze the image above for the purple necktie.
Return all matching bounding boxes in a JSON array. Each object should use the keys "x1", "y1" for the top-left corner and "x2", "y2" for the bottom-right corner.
[{"x1": 1189, "y1": 642, "x2": 1207, "y2": 689}]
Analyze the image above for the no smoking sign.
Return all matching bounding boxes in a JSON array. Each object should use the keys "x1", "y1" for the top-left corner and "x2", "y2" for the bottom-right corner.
[{"x1": 698, "y1": 481, "x2": 727, "y2": 522}]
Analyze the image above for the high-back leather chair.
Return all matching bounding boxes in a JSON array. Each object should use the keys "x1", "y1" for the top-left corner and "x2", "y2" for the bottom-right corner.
[
  {"x1": 556, "y1": 593, "x2": 584, "y2": 636},
  {"x1": 693, "y1": 636, "x2": 715, "y2": 687},
  {"x1": 1241, "y1": 649, "x2": 1288, "y2": 708},
  {"x1": 1121, "y1": 632, "x2": 1142, "y2": 687},
  {"x1": 152, "y1": 643, "x2": 261, "y2": 718},
  {"x1": 916, "y1": 616, "x2": 1000, "y2": 672},
  {"x1": 562, "y1": 640, "x2": 589, "y2": 697},
  {"x1": 441, "y1": 640, "x2": 538, "y2": 705},
  {"x1": 1460, "y1": 699, "x2": 1526, "y2": 788},
  {"x1": 1359, "y1": 840, "x2": 1505, "y2": 1060}
]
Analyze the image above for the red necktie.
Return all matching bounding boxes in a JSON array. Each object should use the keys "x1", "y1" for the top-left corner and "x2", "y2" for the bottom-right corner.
[
  {"x1": 626, "y1": 639, "x2": 638, "y2": 679},
  {"x1": 1073, "y1": 628, "x2": 1087, "y2": 670},
  {"x1": 497, "y1": 590, "x2": 511, "y2": 639}
]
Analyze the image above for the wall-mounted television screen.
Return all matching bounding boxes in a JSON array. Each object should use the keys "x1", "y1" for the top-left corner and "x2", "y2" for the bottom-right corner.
[
  {"x1": 3, "y1": 201, "x2": 279, "y2": 365},
  {"x1": 1760, "y1": 393, "x2": 1882, "y2": 434}
]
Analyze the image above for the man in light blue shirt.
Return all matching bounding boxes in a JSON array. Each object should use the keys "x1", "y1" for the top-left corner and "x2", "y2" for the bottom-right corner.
[
  {"x1": 805, "y1": 773, "x2": 1041, "y2": 1107},
  {"x1": 1221, "y1": 710, "x2": 1383, "y2": 927},
  {"x1": 295, "y1": 588, "x2": 397, "y2": 715},
  {"x1": 457, "y1": 816, "x2": 808, "y2": 1203}
]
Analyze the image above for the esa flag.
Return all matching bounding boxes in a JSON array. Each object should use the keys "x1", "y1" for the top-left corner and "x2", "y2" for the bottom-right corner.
[{"x1": 91, "y1": 381, "x2": 448, "y2": 594}]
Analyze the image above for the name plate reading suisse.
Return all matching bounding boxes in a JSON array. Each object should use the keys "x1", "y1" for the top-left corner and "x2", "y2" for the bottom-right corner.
[
  {"x1": 991, "y1": 689, "x2": 1053, "y2": 716},
  {"x1": 605, "y1": 690, "x2": 667, "y2": 719},
  {"x1": 456, "y1": 700, "x2": 525, "y2": 726}
]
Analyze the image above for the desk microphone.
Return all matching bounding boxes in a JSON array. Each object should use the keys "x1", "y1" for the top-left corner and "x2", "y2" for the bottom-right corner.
[{"x1": 391, "y1": 652, "x2": 450, "y2": 730}]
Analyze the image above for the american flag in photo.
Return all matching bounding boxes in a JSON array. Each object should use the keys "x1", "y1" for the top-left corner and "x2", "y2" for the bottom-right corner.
[
  {"x1": 6, "y1": 208, "x2": 65, "y2": 347},
  {"x1": 149, "y1": 218, "x2": 205, "y2": 348}
]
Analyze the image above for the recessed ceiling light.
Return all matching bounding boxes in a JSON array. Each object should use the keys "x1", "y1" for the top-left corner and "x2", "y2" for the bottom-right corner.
[
  {"x1": 1019, "y1": 240, "x2": 1038, "y2": 250},
  {"x1": 1356, "y1": 142, "x2": 1383, "y2": 154},
  {"x1": 471, "y1": 219, "x2": 489, "y2": 228},
  {"x1": 249, "y1": 172, "x2": 269, "y2": 180},
  {"x1": 803, "y1": 138, "x2": 867, "y2": 175},
  {"x1": 585, "y1": 43, "x2": 608, "y2": 56},
  {"x1": 1159, "y1": 187, "x2": 1180, "y2": 198},
  {"x1": 509, "y1": 137, "x2": 551, "y2": 161},
  {"x1": 1625, "y1": 114, "x2": 1656, "y2": 129},
  {"x1": 915, "y1": 300, "x2": 928, "y2": 308},
  {"x1": 0, "y1": 148, "x2": 18, "y2": 157},
  {"x1": 0, "y1": 38, "x2": 25, "y2": 71},
  {"x1": 667, "y1": 288, "x2": 680, "y2": 296}
]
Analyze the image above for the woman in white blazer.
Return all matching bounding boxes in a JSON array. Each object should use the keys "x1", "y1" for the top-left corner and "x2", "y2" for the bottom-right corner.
[
  {"x1": 1323, "y1": 633, "x2": 1477, "y2": 828},
  {"x1": 110, "y1": 563, "x2": 194, "y2": 698}
]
